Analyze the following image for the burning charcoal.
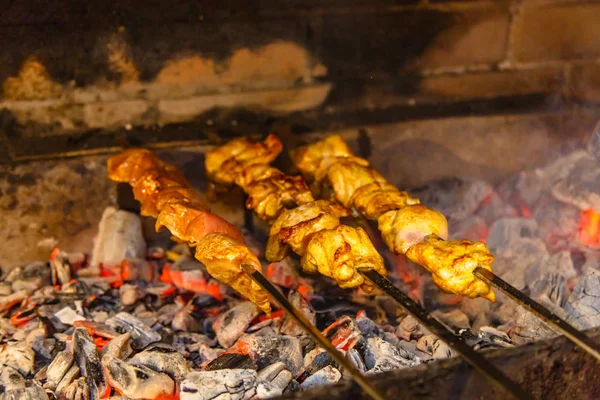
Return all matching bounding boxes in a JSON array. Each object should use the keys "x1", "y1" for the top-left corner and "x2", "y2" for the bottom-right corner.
[
  {"x1": 63, "y1": 377, "x2": 90, "y2": 400},
  {"x1": 44, "y1": 351, "x2": 74, "y2": 391},
  {"x1": 173, "y1": 301, "x2": 202, "y2": 333},
  {"x1": 235, "y1": 334, "x2": 303, "y2": 376},
  {"x1": 410, "y1": 177, "x2": 493, "y2": 222},
  {"x1": 119, "y1": 284, "x2": 145, "y2": 306},
  {"x1": 0, "y1": 384, "x2": 48, "y2": 400},
  {"x1": 8, "y1": 262, "x2": 50, "y2": 292},
  {"x1": 50, "y1": 249, "x2": 71, "y2": 286},
  {"x1": 180, "y1": 369, "x2": 259, "y2": 400},
  {"x1": 477, "y1": 326, "x2": 513, "y2": 349},
  {"x1": 346, "y1": 348, "x2": 366, "y2": 373},
  {"x1": 511, "y1": 306, "x2": 556, "y2": 345},
  {"x1": 300, "y1": 365, "x2": 342, "y2": 390},
  {"x1": 551, "y1": 152, "x2": 600, "y2": 211},
  {"x1": 267, "y1": 370, "x2": 294, "y2": 396},
  {"x1": 432, "y1": 340, "x2": 454, "y2": 360},
  {"x1": 0, "y1": 282, "x2": 11, "y2": 296},
  {"x1": 0, "y1": 365, "x2": 26, "y2": 391},
  {"x1": 364, "y1": 336, "x2": 415, "y2": 375},
  {"x1": 266, "y1": 259, "x2": 300, "y2": 289},
  {"x1": 355, "y1": 312, "x2": 381, "y2": 338},
  {"x1": 256, "y1": 363, "x2": 289, "y2": 399},
  {"x1": 257, "y1": 361, "x2": 285, "y2": 382},
  {"x1": 565, "y1": 268, "x2": 600, "y2": 329},
  {"x1": 396, "y1": 340, "x2": 430, "y2": 363},
  {"x1": 205, "y1": 353, "x2": 255, "y2": 371},
  {"x1": 121, "y1": 258, "x2": 155, "y2": 282},
  {"x1": 432, "y1": 309, "x2": 470, "y2": 330},
  {"x1": 103, "y1": 356, "x2": 175, "y2": 399},
  {"x1": 55, "y1": 307, "x2": 86, "y2": 326},
  {"x1": 55, "y1": 365, "x2": 80, "y2": 397},
  {"x1": 460, "y1": 297, "x2": 491, "y2": 321},
  {"x1": 0, "y1": 342, "x2": 35, "y2": 376},
  {"x1": 304, "y1": 348, "x2": 336, "y2": 376},
  {"x1": 416, "y1": 335, "x2": 437, "y2": 355},
  {"x1": 129, "y1": 345, "x2": 190, "y2": 382},
  {"x1": 395, "y1": 315, "x2": 428, "y2": 341},
  {"x1": 486, "y1": 218, "x2": 539, "y2": 253},
  {"x1": 89, "y1": 207, "x2": 146, "y2": 272},
  {"x1": 73, "y1": 327, "x2": 107, "y2": 399},
  {"x1": 213, "y1": 302, "x2": 261, "y2": 348},
  {"x1": 0, "y1": 290, "x2": 30, "y2": 313},
  {"x1": 105, "y1": 312, "x2": 161, "y2": 350},
  {"x1": 26, "y1": 327, "x2": 55, "y2": 360},
  {"x1": 101, "y1": 333, "x2": 133, "y2": 360},
  {"x1": 281, "y1": 291, "x2": 316, "y2": 337},
  {"x1": 284, "y1": 379, "x2": 301, "y2": 394},
  {"x1": 323, "y1": 315, "x2": 362, "y2": 351}
]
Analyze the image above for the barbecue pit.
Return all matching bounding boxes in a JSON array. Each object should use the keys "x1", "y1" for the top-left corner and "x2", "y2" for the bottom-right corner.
[{"x1": 1, "y1": 1, "x2": 600, "y2": 399}]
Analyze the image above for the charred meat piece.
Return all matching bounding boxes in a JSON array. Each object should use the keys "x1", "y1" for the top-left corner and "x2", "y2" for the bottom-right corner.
[{"x1": 107, "y1": 148, "x2": 271, "y2": 314}]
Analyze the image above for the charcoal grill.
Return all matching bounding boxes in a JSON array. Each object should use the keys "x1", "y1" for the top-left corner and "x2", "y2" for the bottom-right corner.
[{"x1": 2, "y1": 1, "x2": 600, "y2": 398}]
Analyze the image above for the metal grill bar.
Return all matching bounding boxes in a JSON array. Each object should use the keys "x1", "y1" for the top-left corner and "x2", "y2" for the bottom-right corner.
[
  {"x1": 242, "y1": 264, "x2": 386, "y2": 400},
  {"x1": 360, "y1": 268, "x2": 533, "y2": 400}
]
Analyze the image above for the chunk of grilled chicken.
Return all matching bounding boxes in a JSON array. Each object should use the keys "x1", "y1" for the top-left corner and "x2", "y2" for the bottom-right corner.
[
  {"x1": 377, "y1": 205, "x2": 449, "y2": 254},
  {"x1": 108, "y1": 148, "x2": 271, "y2": 314},
  {"x1": 317, "y1": 158, "x2": 387, "y2": 208},
  {"x1": 351, "y1": 182, "x2": 420, "y2": 219},
  {"x1": 266, "y1": 200, "x2": 349, "y2": 262},
  {"x1": 406, "y1": 235, "x2": 496, "y2": 301},
  {"x1": 290, "y1": 135, "x2": 354, "y2": 181},
  {"x1": 205, "y1": 134, "x2": 283, "y2": 186},
  {"x1": 245, "y1": 173, "x2": 315, "y2": 221},
  {"x1": 301, "y1": 225, "x2": 387, "y2": 291},
  {"x1": 194, "y1": 233, "x2": 271, "y2": 312}
]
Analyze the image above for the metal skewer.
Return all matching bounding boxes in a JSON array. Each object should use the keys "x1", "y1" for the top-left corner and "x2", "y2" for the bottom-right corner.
[
  {"x1": 473, "y1": 266, "x2": 600, "y2": 362},
  {"x1": 359, "y1": 268, "x2": 533, "y2": 400},
  {"x1": 241, "y1": 264, "x2": 386, "y2": 400}
]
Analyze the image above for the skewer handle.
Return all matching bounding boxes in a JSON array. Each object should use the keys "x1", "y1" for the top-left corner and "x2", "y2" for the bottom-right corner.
[
  {"x1": 241, "y1": 264, "x2": 386, "y2": 400},
  {"x1": 473, "y1": 266, "x2": 600, "y2": 362},
  {"x1": 359, "y1": 268, "x2": 533, "y2": 400}
]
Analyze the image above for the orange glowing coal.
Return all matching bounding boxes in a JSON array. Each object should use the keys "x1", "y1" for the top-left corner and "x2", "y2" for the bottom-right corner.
[{"x1": 579, "y1": 209, "x2": 600, "y2": 247}]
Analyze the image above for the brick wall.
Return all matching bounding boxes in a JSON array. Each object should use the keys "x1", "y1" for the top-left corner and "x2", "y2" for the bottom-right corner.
[{"x1": 1, "y1": 0, "x2": 600, "y2": 161}]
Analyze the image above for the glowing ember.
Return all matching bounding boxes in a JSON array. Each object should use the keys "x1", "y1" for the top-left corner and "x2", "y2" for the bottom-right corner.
[{"x1": 579, "y1": 209, "x2": 600, "y2": 247}]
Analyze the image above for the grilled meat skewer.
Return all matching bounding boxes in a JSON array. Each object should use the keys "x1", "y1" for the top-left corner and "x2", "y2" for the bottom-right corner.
[
  {"x1": 290, "y1": 135, "x2": 496, "y2": 301},
  {"x1": 107, "y1": 148, "x2": 271, "y2": 313},
  {"x1": 205, "y1": 136, "x2": 388, "y2": 293}
]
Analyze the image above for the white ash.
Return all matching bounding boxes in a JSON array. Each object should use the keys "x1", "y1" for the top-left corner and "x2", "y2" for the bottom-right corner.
[
  {"x1": 300, "y1": 365, "x2": 342, "y2": 390},
  {"x1": 511, "y1": 306, "x2": 557, "y2": 345},
  {"x1": 565, "y1": 268, "x2": 600, "y2": 329},
  {"x1": 180, "y1": 369, "x2": 259, "y2": 400},
  {"x1": 0, "y1": 384, "x2": 48, "y2": 400},
  {"x1": 55, "y1": 307, "x2": 86, "y2": 325},
  {"x1": 213, "y1": 302, "x2": 260, "y2": 348},
  {"x1": 410, "y1": 177, "x2": 493, "y2": 222},
  {"x1": 551, "y1": 152, "x2": 600, "y2": 211},
  {"x1": 0, "y1": 342, "x2": 35, "y2": 376},
  {"x1": 364, "y1": 336, "x2": 417, "y2": 376},
  {"x1": 90, "y1": 207, "x2": 146, "y2": 270},
  {"x1": 105, "y1": 312, "x2": 161, "y2": 350},
  {"x1": 239, "y1": 334, "x2": 303, "y2": 376},
  {"x1": 432, "y1": 309, "x2": 470, "y2": 330}
]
